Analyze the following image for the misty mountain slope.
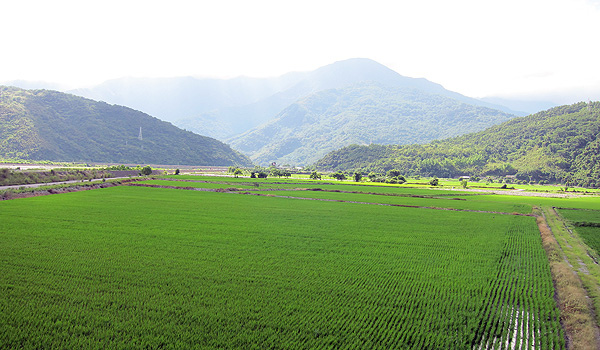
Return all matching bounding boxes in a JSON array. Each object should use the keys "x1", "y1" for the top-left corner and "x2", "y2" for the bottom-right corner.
[
  {"x1": 177, "y1": 58, "x2": 523, "y2": 138},
  {"x1": 0, "y1": 86, "x2": 252, "y2": 166},
  {"x1": 68, "y1": 59, "x2": 521, "y2": 139},
  {"x1": 228, "y1": 83, "x2": 515, "y2": 165},
  {"x1": 314, "y1": 102, "x2": 600, "y2": 187},
  {"x1": 69, "y1": 75, "x2": 304, "y2": 124}
]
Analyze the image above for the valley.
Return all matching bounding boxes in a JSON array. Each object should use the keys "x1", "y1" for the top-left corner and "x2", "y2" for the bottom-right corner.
[
  {"x1": 4, "y1": 174, "x2": 600, "y2": 348},
  {"x1": 2, "y1": 58, "x2": 600, "y2": 349}
]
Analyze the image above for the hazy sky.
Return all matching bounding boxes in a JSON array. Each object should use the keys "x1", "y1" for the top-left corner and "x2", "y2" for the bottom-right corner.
[{"x1": 3, "y1": 0, "x2": 600, "y2": 101}]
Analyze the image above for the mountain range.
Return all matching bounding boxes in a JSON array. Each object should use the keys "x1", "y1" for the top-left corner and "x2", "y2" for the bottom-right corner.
[
  {"x1": 68, "y1": 59, "x2": 523, "y2": 139},
  {"x1": 4, "y1": 58, "x2": 579, "y2": 168},
  {"x1": 62, "y1": 59, "x2": 524, "y2": 165},
  {"x1": 228, "y1": 82, "x2": 515, "y2": 165},
  {"x1": 314, "y1": 102, "x2": 600, "y2": 187},
  {"x1": 0, "y1": 86, "x2": 252, "y2": 166}
]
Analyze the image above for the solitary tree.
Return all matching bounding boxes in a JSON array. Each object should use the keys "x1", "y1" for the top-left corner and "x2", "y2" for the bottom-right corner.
[
  {"x1": 387, "y1": 169, "x2": 402, "y2": 178},
  {"x1": 331, "y1": 172, "x2": 347, "y2": 181},
  {"x1": 141, "y1": 165, "x2": 152, "y2": 176},
  {"x1": 310, "y1": 171, "x2": 322, "y2": 180},
  {"x1": 353, "y1": 172, "x2": 363, "y2": 182},
  {"x1": 270, "y1": 168, "x2": 282, "y2": 178},
  {"x1": 429, "y1": 177, "x2": 439, "y2": 186},
  {"x1": 233, "y1": 168, "x2": 243, "y2": 178}
]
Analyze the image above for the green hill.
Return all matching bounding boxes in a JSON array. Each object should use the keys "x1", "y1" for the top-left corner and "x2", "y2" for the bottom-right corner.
[
  {"x1": 315, "y1": 102, "x2": 600, "y2": 187},
  {"x1": 228, "y1": 82, "x2": 515, "y2": 165},
  {"x1": 0, "y1": 86, "x2": 252, "y2": 166}
]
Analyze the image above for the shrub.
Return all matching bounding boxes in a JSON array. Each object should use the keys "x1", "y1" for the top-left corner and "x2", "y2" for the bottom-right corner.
[
  {"x1": 394, "y1": 175, "x2": 406, "y2": 183},
  {"x1": 331, "y1": 172, "x2": 346, "y2": 181},
  {"x1": 141, "y1": 166, "x2": 152, "y2": 176},
  {"x1": 387, "y1": 169, "x2": 402, "y2": 178}
]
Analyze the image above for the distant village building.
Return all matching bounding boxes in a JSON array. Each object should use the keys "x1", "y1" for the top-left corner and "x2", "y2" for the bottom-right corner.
[{"x1": 458, "y1": 176, "x2": 470, "y2": 181}]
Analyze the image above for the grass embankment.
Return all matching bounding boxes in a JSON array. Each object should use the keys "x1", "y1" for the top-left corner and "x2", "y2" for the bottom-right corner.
[
  {"x1": 0, "y1": 179, "x2": 123, "y2": 200},
  {"x1": 554, "y1": 208, "x2": 600, "y2": 318},
  {"x1": 0, "y1": 168, "x2": 114, "y2": 186},
  {"x1": 0, "y1": 177, "x2": 160, "y2": 201},
  {"x1": 538, "y1": 207, "x2": 600, "y2": 349}
]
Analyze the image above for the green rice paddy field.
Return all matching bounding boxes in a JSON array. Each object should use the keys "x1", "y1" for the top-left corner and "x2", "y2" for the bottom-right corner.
[
  {"x1": 1, "y1": 176, "x2": 591, "y2": 349},
  {"x1": 557, "y1": 208, "x2": 600, "y2": 258}
]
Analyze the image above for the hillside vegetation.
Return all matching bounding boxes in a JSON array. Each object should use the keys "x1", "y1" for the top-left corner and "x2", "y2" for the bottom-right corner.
[
  {"x1": 229, "y1": 83, "x2": 515, "y2": 165},
  {"x1": 0, "y1": 86, "x2": 252, "y2": 166},
  {"x1": 315, "y1": 102, "x2": 600, "y2": 187}
]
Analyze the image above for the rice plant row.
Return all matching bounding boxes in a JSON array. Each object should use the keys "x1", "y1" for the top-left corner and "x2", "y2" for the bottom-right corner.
[{"x1": 0, "y1": 186, "x2": 564, "y2": 349}]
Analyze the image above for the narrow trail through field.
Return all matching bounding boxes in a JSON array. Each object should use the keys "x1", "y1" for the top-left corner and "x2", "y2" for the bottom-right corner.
[
  {"x1": 128, "y1": 183, "x2": 536, "y2": 217},
  {"x1": 537, "y1": 208, "x2": 600, "y2": 349}
]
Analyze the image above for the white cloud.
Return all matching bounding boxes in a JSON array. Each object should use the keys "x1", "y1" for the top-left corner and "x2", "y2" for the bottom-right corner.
[{"x1": 1, "y1": 0, "x2": 599, "y2": 102}]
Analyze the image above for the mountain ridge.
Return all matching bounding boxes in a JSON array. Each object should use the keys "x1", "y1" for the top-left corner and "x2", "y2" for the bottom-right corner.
[
  {"x1": 314, "y1": 101, "x2": 600, "y2": 187},
  {"x1": 0, "y1": 86, "x2": 252, "y2": 166},
  {"x1": 65, "y1": 59, "x2": 525, "y2": 139},
  {"x1": 228, "y1": 82, "x2": 516, "y2": 165}
]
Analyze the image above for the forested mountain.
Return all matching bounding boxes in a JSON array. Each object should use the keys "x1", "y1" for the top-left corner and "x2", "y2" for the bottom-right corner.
[
  {"x1": 314, "y1": 102, "x2": 600, "y2": 187},
  {"x1": 228, "y1": 82, "x2": 515, "y2": 165},
  {"x1": 0, "y1": 86, "x2": 252, "y2": 166},
  {"x1": 69, "y1": 59, "x2": 522, "y2": 139}
]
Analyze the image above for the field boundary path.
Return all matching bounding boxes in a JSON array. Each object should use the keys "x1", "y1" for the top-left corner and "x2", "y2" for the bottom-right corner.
[
  {"x1": 0, "y1": 176, "x2": 133, "y2": 191},
  {"x1": 537, "y1": 207, "x2": 600, "y2": 349}
]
